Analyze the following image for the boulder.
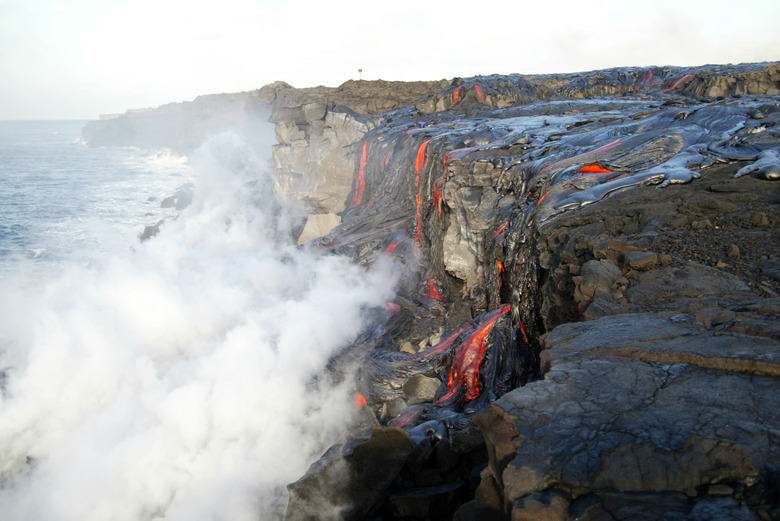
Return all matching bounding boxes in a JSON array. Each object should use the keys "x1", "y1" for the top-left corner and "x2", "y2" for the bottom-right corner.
[
  {"x1": 402, "y1": 375, "x2": 442, "y2": 406},
  {"x1": 285, "y1": 427, "x2": 415, "y2": 521}
]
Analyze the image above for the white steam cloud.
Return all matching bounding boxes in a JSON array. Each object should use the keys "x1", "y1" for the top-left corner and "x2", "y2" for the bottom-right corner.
[{"x1": 0, "y1": 130, "x2": 395, "y2": 520}]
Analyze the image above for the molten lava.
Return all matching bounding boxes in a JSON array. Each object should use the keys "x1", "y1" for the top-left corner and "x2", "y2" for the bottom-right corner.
[
  {"x1": 668, "y1": 73, "x2": 692, "y2": 90},
  {"x1": 450, "y1": 86, "x2": 463, "y2": 108},
  {"x1": 637, "y1": 70, "x2": 654, "y2": 89},
  {"x1": 351, "y1": 142, "x2": 368, "y2": 207},
  {"x1": 431, "y1": 175, "x2": 445, "y2": 217},
  {"x1": 474, "y1": 84, "x2": 485, "y2": 103},
  {"x1": 519, "y1": 320, "x2": 529, "y2": 344},
  {"x1": 434, "y1": 304, "x2": 511, "y2": 404},
  {"x1": 415, "y1": 139, "x2": 431, "y2": 174},
  {"x1": 493, "y1": 220, "x2": 509, "y2": 238},
  {"x1": 352, "y1": 394, "x2": 367, "y2": 410},
  {"x1": 413, "y1": 325, "x2": 472, "y2": 360},
  {"x1": 579, "y1": 163, "x2": 613, "y2": 174},
  {"x1": 424, "y1": 278, "x2": 447, "y2": 303},
  {"x1": 540, "y1": 138, "x2": 622, "y2": 173},
  {"x1": 413, "y1": 139, "x2": 432, "y2": 244}
]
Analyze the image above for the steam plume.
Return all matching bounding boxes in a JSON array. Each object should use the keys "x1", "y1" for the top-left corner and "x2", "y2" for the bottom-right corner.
[{"x1": 0, "y1": 129, "x2": 395, "y2": 520}]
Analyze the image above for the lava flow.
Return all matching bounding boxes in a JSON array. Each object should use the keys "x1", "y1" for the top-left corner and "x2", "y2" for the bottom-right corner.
[
  {"x1": 351, "y1": 142, "x2": 368, "y2": 207},
  {"x1": 311, "y1": 62, "x2": 779, "y2": 436},
  {"x1": 434, "y1": 304, "x2": 511, "y2": 405}
]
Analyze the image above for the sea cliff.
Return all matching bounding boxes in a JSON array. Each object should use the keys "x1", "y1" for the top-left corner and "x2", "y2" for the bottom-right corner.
[{"x1": 83, "y1": 61, "x2": 780, "y2": 521}]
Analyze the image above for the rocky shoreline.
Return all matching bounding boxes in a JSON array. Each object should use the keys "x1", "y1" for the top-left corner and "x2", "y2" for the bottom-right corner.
[{"x1": 83, "y1": 62, "x2": 780, "y2": 520}]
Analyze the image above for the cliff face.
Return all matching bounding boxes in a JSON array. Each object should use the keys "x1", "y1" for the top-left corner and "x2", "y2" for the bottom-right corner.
[
  {"x1": 82, "y1": 62, "x2": 780, "y2": 521},
  {"x1": 268, "y1": 64, "x2": 780, "y2": 521}
]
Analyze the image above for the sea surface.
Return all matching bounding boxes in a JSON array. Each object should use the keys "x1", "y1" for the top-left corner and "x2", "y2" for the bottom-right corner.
[
  {"x1": 0, "y1": 120, "x2": 190, "y2": 275},
  {"x1": 0, "y1": 120, "x2": 393, "y2": 521}
]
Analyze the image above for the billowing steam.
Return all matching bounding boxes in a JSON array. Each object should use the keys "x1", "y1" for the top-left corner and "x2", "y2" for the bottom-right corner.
[{"x1": 0, "y1": 130, "x2": 396, "y2": 520}]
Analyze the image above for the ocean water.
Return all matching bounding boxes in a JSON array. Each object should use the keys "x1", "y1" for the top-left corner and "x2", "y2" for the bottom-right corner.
[
  {"x1": 0, "y1": 120, "x2": 191, "y2": 274},
  {"x1": 0, "y1": 121, "x2": 395, "y2": 520}
]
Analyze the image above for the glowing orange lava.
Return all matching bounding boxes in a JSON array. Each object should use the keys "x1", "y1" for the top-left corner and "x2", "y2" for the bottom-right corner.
[
  {"x1": 637, "y1": 70, "x2": 654, "y2": 90},
  {"x1": 351, "y1": 142, "x2": 368, "y2": 207},
  {"x1": 474, "y1": 84, "x2": 485, "y2": 103},
  {"x1": 424, "y1": 278, "x2": 447, "y2": 302},
  {"x1": 667, "y1": 73, "x2": 692, "y2": 90},
  {"x1": 519, "y1": 320, "x2": 529, "y2": 344},
  {"x1": 493, "y1": 220, "x2": 508, "y2": 238},
  {"x1": 540, "y1": 138, "x2": 622, "y2": 174},
  {"x1": 497, "y1": 261, "x2": 504, "y2": 276},
  {"x1": 434, "y1": 304, "x2": 510, "y2": 403},
  {"x1": 412, "y1": 326, "x2": 470, "y2": 362},
  {"x1": 579, "y1": 164, "x2": 613, "y2": 174},
  {"x1": 352, "y1": 394, "x2": 367, "y2": 410},
  {"x1": 431, "y1": 175, "x2": 445, "y2": 217},
  {"x1": 415, "y1": 139, "x2": 431, "y2": 173},
  {"x1": 450, "y1": 85, "x2": 463, "y2": 108}
]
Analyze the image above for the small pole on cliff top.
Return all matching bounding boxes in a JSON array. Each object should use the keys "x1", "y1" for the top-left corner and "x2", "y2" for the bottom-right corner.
[{"x1": 358, "y1": 68, "x2": 362, "y2": 80}]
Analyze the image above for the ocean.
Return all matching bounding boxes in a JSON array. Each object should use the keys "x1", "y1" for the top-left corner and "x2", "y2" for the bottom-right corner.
[{"x1": 0, "y1": 120, "x2": 394, "y2": 520}]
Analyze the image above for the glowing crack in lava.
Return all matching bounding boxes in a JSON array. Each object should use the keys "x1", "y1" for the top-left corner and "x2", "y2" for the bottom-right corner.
[{"x1": 434, "y1": 304, "x2": 511, "y2": 404}]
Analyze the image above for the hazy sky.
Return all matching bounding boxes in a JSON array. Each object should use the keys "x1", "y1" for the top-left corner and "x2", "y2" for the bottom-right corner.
[{"x1": 1, "y1": 0, "x2": 778, "y2": 120}]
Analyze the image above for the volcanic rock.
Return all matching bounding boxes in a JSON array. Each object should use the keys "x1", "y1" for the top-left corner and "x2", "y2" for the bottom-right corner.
[
  {"x1": 82, "y1": 61, "x2": 780, "y2": 520},
  {"x1": 285, "y1": 427, "x2": 415, "y2": 521},
  {"x1": 402, "y1": 375, "x2": 441, "y2": 406},
  {"x1": 297, "y1": 213, "x2": 341, "y2": 245},
  {"x1": 477, "y1": 312, "x2": 780, "y2": 520},
  {"x1": 276, "y1": 63, "x2": 778, "y2": 520}
]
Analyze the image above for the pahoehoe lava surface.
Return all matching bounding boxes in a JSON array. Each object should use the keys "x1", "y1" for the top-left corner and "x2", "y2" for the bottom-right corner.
[{"x1": 85, "y1": 62, "x2": 780, "y2": 521}]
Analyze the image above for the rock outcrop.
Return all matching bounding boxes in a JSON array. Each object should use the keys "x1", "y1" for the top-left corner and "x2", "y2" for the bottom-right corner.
[
  {"x1": 476, "y1": 161, "x2": 780, "y2": 521},
  {"x1": 267, "y1": 63, "x2": 779, "y2": 521}
]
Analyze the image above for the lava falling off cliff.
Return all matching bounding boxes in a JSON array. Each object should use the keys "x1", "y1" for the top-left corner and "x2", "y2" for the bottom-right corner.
[{"x1": 311, "y1": 63, "x2": 780, "y2": 435}]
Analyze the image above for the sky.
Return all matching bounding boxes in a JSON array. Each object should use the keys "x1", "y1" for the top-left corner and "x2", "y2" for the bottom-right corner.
[{"x1": 1, "y1": 0, "x2": 778, "y2": 120}]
